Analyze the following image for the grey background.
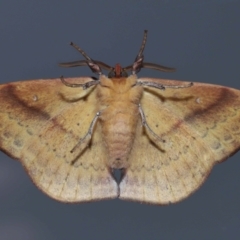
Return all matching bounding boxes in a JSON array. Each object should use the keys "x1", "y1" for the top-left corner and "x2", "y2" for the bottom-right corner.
[{"x1": 0, "y1": 0, "x2": 240, "y2": 239}]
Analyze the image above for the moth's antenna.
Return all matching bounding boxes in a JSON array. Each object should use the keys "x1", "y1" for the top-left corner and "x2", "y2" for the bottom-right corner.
[{"x1": 59, "y1": 60, "x2": 113, "y2": 71}]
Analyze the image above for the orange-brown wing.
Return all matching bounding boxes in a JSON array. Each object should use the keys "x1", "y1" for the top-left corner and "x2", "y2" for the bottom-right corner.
[
  {"x1": 120, "y1": 78, "x2": 240, "y2": 204},
  {"x1": 0, "y1": 77, "x2": 118, "y2": 202}
]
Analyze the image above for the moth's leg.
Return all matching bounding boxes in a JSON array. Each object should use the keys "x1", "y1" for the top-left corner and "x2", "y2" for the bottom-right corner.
[
  {"x1": 131, "y1": 30, "x2": 148, "y2": 74},
  {"x1": 69, "y1": 42, "x2": 103, "y2": 75},
  {"x1": 130, "y1": 30, "x2": 176, "y2": 74},
  {"x1": 60, "y1": 41, "x2": 103, "y2": 89},
  {"x1": 71, "y1": 111, "x2": 101, "y2": 153},
  {"x1": 138, "y1": 104, "x2": 165, "y2": 143},
  {"x1": 137, "y1": 81, "x2": 193, "y2": 90},
  {"x1": 60, "y1": 76, "x2": 99, "y2": 90}
]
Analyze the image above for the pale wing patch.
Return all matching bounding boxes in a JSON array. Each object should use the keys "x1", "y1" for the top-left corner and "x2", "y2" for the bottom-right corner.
[
  {"x1": 23, "y1": 123, "x2": 118, "y2": 202},
  {"x1": 120, "y1": 117, "x2": 213, "y2": 204}
]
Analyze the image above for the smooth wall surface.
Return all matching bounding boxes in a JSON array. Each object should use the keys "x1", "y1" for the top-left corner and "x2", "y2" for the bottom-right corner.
[{"x1": 0, "y1": 1, "x2": 239, "y2": 239}]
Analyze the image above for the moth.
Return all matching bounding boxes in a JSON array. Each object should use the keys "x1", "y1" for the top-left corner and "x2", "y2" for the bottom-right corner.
[{"x1": 0, "y1": 30, "x2": 239, "y2": 205}]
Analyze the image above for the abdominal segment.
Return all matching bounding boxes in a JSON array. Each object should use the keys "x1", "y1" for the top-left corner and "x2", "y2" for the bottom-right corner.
[{"x1": 101, "y1": 105, "x2": 139, "y2": 169}]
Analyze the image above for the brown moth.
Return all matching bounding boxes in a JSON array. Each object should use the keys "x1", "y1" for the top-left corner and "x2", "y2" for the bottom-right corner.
[{"x1": 0, "y1": 30, "x2": 239, "y2": 204}]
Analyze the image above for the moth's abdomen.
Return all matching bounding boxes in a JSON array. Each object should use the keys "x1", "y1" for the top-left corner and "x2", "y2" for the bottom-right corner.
[
  {"x1": 101, "y1": 102, "x2": 139, "y2": 169},
  {"x1": 97, "y1": 75, "x2": 143, "y2": 169}
]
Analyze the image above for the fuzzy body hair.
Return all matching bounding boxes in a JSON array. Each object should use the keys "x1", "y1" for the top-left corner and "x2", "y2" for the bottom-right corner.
[{"x1": 96, "y1": 75, "x2": 143, "y2": 168}]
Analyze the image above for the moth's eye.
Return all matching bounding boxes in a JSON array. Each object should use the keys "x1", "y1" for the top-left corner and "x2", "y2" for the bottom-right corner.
[
  {"x1": 108, "y1": 70, "x2": 115, "y2": 78},
  {"x1": 108, "y1": 70, "x2": 128, "y2": 78},
  {"x1": 121, "y1": 70, "x2": 128, "y2": 77}
]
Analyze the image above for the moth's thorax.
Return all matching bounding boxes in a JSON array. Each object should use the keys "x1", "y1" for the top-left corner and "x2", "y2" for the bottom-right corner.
[
  {"x1": 96, "y1": 74, "x2": 143, "y2": 169},
  {"x1": 97, "y1": 74, "x2": 142, "y2": 99}
]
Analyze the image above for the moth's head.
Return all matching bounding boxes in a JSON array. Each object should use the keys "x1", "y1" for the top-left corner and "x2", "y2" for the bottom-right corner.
[{"x1": 108, "y1": 64, "x2": 128, "y2": 78}]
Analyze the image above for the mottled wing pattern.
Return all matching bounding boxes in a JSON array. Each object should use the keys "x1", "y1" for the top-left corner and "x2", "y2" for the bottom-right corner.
[
  {"x1": 0, "y1": 78, "x2": 118, "y2": 202},
  {"x1": 120, "y1": 78, "x2": 240, "y2": 204}
]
